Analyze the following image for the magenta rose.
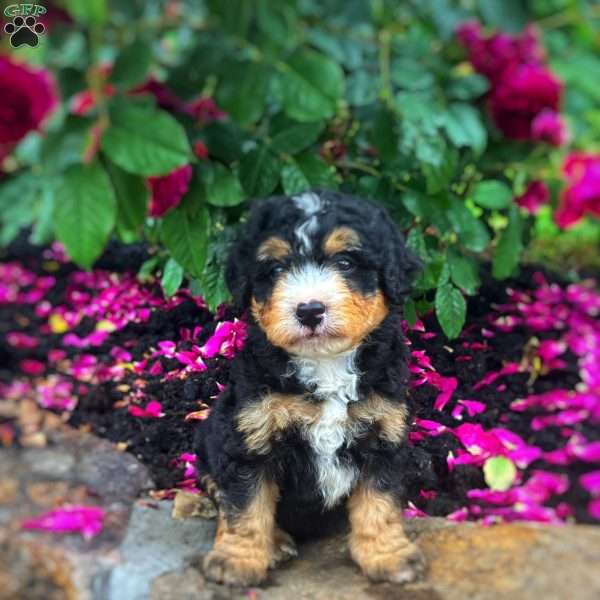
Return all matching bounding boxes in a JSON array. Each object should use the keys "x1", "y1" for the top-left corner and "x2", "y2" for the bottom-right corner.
[
  {"x1": 148, "y1": 164, "x2": 193, "y2": 218},
  {"x1": 514, "y1": 181, "x2": 550, "y2": 215},
  {"x1": 130, "y1": 77, "x2": 189, "y2": 114},
  {"x1": 187, "y1": 97, "x2": 227, "y2": 124},
  {"x1": 555, "y1": 153, "x2": 600, "y2": 229},
  {"x1": 0, "y1": 55, "x2": 58, "y2": 157},
  {"x1": 531, "y1": 109, "x2": 569, "y2": 146},
  {"x1": 489, "y1": 64, "x2": 562, "y2": 140}
]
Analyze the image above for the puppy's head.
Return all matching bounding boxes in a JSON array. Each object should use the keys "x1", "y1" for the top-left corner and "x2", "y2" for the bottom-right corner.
[{"x1": 226, "y1": 191, "x2": 421, "y2": 357}]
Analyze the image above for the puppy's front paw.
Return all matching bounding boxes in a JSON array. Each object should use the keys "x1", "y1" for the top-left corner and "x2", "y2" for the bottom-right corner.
[
  {"x1": 203, "y1": 548, "x2": 269, "y2": 586},
  {"x1": 357, "y1": 541, "x2": 426, "y2": 584},
  {"x1": 270, "y1": 527, "x2": 298, "y2": 567}
]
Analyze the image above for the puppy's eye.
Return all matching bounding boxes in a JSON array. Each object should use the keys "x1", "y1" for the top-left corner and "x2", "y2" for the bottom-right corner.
[
  {"x1": 334, "y1": 257, "x2": 354, "y2": 272},
  {"x1": 269, "y1": 263, "x2": 285, "y2": 277}
]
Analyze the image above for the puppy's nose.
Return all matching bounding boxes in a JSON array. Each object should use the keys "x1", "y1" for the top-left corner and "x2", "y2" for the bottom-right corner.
[{"x1": 296, "y1": 301, "x2": 326, "y2": 329}]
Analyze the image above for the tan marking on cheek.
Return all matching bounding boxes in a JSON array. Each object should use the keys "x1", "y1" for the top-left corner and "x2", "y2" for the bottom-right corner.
[
  {"x1": 336, "y1": 287, "x2": 389, "y2": 345},
  {"x1": 203, "y1": 478, "x2": 279, "y2": 586},
  {"x1": 251, "y1": 279, "x2": 298, "y2": 350},
  {"x1": 323, "y1": 227, "x2": 361, "y2": 256},
  {"x1": 348, "y1": 394, "x2": 408, "y2": 444},
  {"x1": 257, "y1": 236, "x2": 291, "y2": 262},
  {"x1": 237, "y1": 393, "x2": 321, "y2": 454},
  {"x1": 348, "y1": 483, "x2": 424, "y2": 582}
]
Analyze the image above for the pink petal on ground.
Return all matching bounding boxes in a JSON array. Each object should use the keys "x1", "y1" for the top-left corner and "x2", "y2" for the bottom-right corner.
[
  {"x1": 7, "y1": 332, "x2": 39, "y2": 348},
  {"x1": 20, "y1": 359, "x2": 45, "y2": 375},
  {"x1": 473, "y1": 362, "x2": 521, "y2": 391},
  {"x1": 589, "y1": 499, "x2": 600, "y2": 520},
  {"x1": 459, "y1": 399, "x2": 486, "y2": 417},
  {"x1": 21, "y1": 505, "x2": 104, "y2": 539},
  {"x1": 447, "y1": 507, "x2": 470, "y2": 522},
  {"x1": 414, "y1": 419, "x2": 449, "y2": 435},
  {"x1": 433, "y1": 376, "x2": 458, "y2": 411},
  {"x1": 571, "y1": 441, "x2": 600, "y2": 462},
  {"x1": 128, "y1": 401, "x2": 164, "y2": 418},
  {"x1": 580, "y1": 471, "x2": 600, "y2": 495}
]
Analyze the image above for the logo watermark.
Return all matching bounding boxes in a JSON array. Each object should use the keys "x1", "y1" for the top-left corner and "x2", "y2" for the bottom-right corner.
[{"x1": 3, "y1": 4, "x2": 47, "y2": 48}]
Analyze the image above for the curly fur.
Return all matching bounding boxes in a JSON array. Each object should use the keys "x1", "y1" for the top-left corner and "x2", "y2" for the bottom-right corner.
[{"x1": 195, "y1": 190, "x2": 424, "y2": 584}]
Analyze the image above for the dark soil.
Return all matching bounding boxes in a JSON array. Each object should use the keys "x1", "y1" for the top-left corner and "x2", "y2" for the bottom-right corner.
[{"x1": 1, "y1": 238, "x2": 598, "y2": 524}]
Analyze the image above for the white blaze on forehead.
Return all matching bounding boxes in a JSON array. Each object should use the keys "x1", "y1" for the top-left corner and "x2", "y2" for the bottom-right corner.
[
  {"x1": 280, "y1": 262, "x2": 342, "y2": 310},
  {"x1": 292, "y1": 192, "x2": 324, "y2": 253}
]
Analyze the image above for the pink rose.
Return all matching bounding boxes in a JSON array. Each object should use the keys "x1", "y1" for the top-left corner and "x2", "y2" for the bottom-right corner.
[
  {"x1": 531, "y1": 109, "x2": 569, "y2": 146},
  {"x1": 0, "y1": 55, "x2": 58, "y2": 158},
  {"x1": 489, "y1": 64, "x2": 562, "y2": 140},
  {"x1": 555, "y1": 153, "x2": 600, "y2": 228},
  {"x1": 148, "y1": 164, "x2": 193, "y2": 218},
  {"x1": 514, "y1": 181, "x2": 550, "y2": 214}
]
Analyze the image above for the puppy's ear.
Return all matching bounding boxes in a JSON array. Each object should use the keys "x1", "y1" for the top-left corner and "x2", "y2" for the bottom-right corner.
[
  {"x1": 379, "y1": 212, "x2": 422, "y2": 306},
  {"x1": 225, "y1": 235, "x2": 252, "y2": 310}
]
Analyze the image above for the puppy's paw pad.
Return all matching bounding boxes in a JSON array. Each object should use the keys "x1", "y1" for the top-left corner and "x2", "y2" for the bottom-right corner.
[{"x1": 203, "y1": 549, "x2": 268, "y2": 586}]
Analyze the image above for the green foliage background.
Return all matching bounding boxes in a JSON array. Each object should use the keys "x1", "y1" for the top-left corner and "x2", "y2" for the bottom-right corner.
[{"x1": 1, "y1": 0, "x2": 599, "y2": 337}]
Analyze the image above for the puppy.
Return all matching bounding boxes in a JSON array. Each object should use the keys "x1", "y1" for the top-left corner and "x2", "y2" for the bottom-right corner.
[{"x1": 195, "y1": 190, "x2": 424, "y2": 586}]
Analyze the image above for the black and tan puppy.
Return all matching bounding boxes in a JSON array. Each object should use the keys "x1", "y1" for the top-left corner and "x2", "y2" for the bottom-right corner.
[{"x1": 195, "y1": 190, "x2": 424, "y2": 586}]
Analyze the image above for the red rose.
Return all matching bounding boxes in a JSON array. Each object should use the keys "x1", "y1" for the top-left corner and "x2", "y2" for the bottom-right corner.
[
  {"x1": 531, "y1": 109, "x2": 569, "y2": 147},
  {"x1": 0, "y1": 55, "x2": 58, "y2": 156},
  {"x1": 188, "y1": 97, "x2": 227, "y2": 124},
  {"x1": 193, "y1": 141, "x2": 209, "y2": 160},
  {"x1": 148, "y1": 164, "x2": 193, "y2": 218},
  {"x1": 457, "y1": 21, "x2": 543, "y2": 84},
  {"x1": 555, "y1": 153, "x2": 600, "y2": 229},
  {"x1": 131, "y1": 77, "x2": 189, "y2": 114},
  {"x1": 514, "y1": 181, "x2": 550, "y2": 215},
  {"x1": 489, "y1": 64, "x2": 562, "y2": 140}
]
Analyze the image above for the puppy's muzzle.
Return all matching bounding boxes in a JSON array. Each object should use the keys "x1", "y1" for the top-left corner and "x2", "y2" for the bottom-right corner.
[{"x1": 295, "y1": 300, "x2": 326, "y2": 329}]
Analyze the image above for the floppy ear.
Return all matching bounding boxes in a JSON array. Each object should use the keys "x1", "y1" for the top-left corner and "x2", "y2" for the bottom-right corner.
[
  {"x1": 379, "y1": 213, "x2": 422, "y2": 306},
  {"x1": 225, "y1": 234, "x2": 252, "y2": 310}
]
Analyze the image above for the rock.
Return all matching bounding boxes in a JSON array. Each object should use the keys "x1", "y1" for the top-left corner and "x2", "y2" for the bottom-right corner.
[{"x1": 2, "y1": 425, "x2": 600, "y2": 600}]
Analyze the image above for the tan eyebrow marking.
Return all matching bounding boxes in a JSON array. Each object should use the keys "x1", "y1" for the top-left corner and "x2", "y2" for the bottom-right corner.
[
  {"x1": 323, "y1": 227, "x2": 361, "y2": 256},
  {"x1": 256, "y1": 236, "x2": 292, "y2": 262}
]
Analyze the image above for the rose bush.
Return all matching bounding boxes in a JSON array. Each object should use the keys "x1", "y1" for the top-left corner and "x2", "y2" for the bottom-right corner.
[{"x1": 0, "y1": 1, "x2": 598, "y2": 337}]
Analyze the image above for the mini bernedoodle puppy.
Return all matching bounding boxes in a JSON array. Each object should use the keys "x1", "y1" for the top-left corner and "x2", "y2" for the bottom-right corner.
[{"x1": 195, "y1": 190, "x2": 425, "y2": 586}]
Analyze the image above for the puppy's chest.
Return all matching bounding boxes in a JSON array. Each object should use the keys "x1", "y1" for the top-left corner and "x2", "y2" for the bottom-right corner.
[{"x1": 292, "y1": 354, "x2": 361, "y2": 507}]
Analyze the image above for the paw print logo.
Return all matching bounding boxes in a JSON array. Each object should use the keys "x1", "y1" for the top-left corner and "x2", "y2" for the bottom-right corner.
[{"x1": 4, "y1": 16, "x2": 45, "y2": 48}]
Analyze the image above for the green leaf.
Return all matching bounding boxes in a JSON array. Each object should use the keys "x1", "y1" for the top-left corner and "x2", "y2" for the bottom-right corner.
[
  {"x1": 435, "y1": 283, "x2": 466, "y2": 339},
  {"x1": 101, "y1": 99, "x2": 192, "y2": 176},
  {"x1": 54, "y1": 162, "x2": 117, "y2": 269},
  {"x1": 391, "y1": 58, "x2": 435, "y2": 91},
  {"x1": 105, "y1": 160, "x2": 148, "y2": 238},
  {"x1": 448, "y1": 250, "x2": 481, "y2": 295},
  {"x1": 111, "y1": 39, "x2": 153, "y2": 88},
  {"x1": 294, "y1": 152, "x2": 338, "y2": 188},
  {"x1": 281, "y1": 163, "x2": 311, "y2": 195},
  {"x1": 138, "y1": 256, "x2": 160, "y2": 282},
  {"x1": 406, "y1": 228, "x2": 429, "y2": 261},
  {"x1": 205, "y1": 165, "x2": 245, "y2": 207},
  {"x1": 271, "y1": 121, "x2": 324, "y2": 155},
  {"x1": 239, "y1": 146, "x2": 282, "y2": 197},
  {"x1": 0, "y1": 173, "x2": 39, "y2": 245},
  {"x1": 346, "y1": 71, "x2": 378, "y2": 106},
  {"x1": 478, "y1": 0, "x2": 527, "y2": 33},
  {"x1": 30, "y1": 184, "x2": 58, "y2": 246},
  {"x1": 161, "y1": 191, "x2": 210, "y2": 279},
  {"x1": 492, "y1": 205, "x2": 524, "y2": 279},
  {"x1": 422, "y1": 147, "x2": 458, "y2": 194},
  {"x1": 483, "y1": 456, "x2": 517, "y2": 491},
  {"x1": 443, "y1": 103, "x2": 487, "y2": 155},
  {"x1": 371, "y1": 108, "x2": 397, "y2": 163},
  {"x1": 404, "y1": 298, "x2": 418, "y2": 327},
  {"x1": 216, "y1": 61, "x2": 271, "y2": 126},
  {"x1": 448, "y1": 198, "x2": 491, "y2": 252},
  {"x1": 472, "y1": 180, "x2": 512, "y2": 210},
  {"x1": 64, "y1": 0, "x2": 106, "y2": 24},
  {"x1": 278, "y1": 49, "x2": 345, "y2": 122},
  {"x1": 161, "y1": 258, "x2": 184, "y2": 297},
  {"x1": 447, "y1": 74, "x2": 489, "y2": 100},
  {"x1": 193, "y1": 263, "x2": 230, "y2": 312}
]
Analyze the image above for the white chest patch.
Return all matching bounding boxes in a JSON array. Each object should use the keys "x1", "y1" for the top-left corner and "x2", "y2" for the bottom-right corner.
[{"x1": 291, "y1": 351, "x2": 360, "y2": 507}]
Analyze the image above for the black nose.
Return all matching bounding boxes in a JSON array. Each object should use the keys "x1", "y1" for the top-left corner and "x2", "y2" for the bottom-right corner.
[{"x1": 296, "y1": 301, "x2": 326, "y2": 329}]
